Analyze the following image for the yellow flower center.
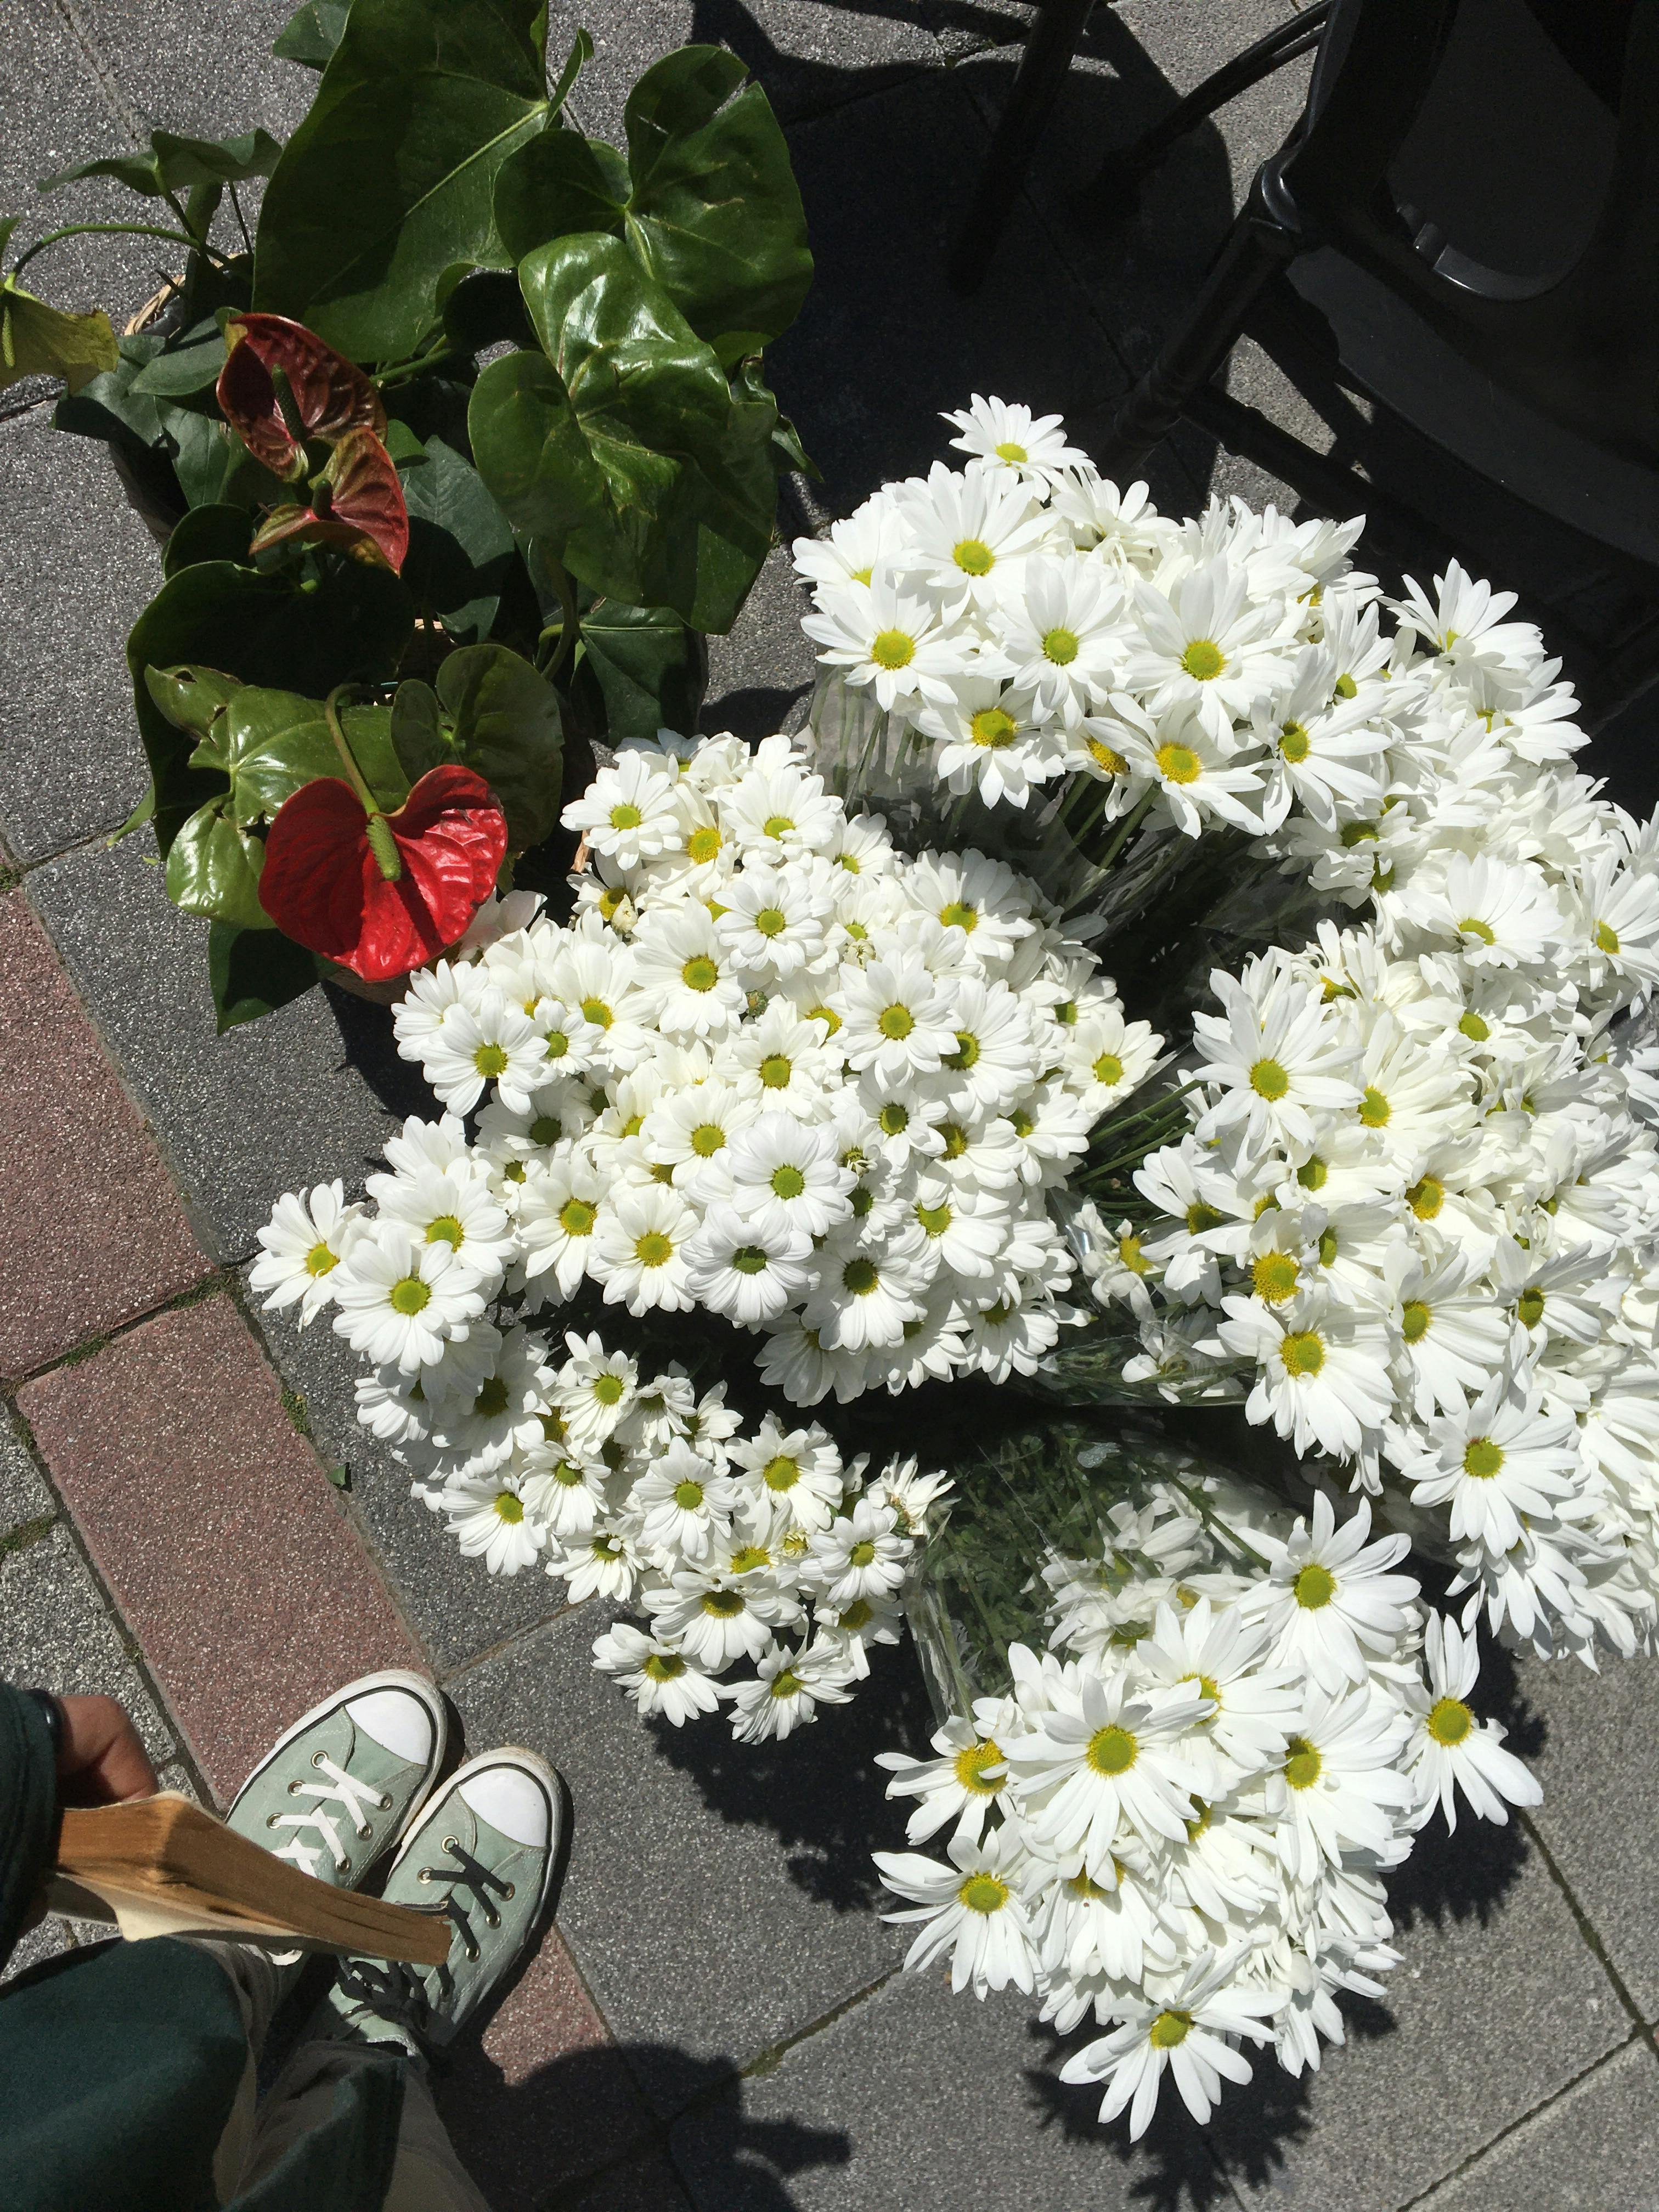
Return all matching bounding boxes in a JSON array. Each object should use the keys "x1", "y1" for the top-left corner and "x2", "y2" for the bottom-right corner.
[
  {"x1": 1180, "y1": 639, "x2": 1226, "y2": 681},
  {"x1": 1278, "y1": 720, "x2": 1311, "y2": 763},
  {"x1": 878, "y1": 1004, "x2": 915, "y2": 1040},
  {"x1": 390, "y1": 1276, "x2": 431, "y2": 1316},
  {"x1": 633, "y1": 1231, "x2": 674, "y2": 1268},
  {"x1": 681, "y1": 955, "x2": 719, "y2": 993},
  {"x1": 1458, "y1": 916, "x2": 1497, "y2": 945},
  {"x1": 1595, "y1": 919, "x2": 1621, "y2": 955},
  {"x1": 754, "y1": 906, "x2": 788, "y2": 938},
  {"x1": 953, "y1": 1739, "x2": 1005, "y2": 1795},
  {"x1": 1251, "y1": 1250, "x2": 1300, "y2": 1304},
  {"x1": 686, "y1": 824, "x2": 722, "y2": 864},
  {"x1": 1428, "y1": 1696, "x2": 1474, "y2": 1746},
  {"x1": 953, "y1": 537, "x2": 995, "y2": 575},
  {"x1": 1155, "y1": 741, "x2": 1201, "y2": 785},
  {"x1": 759, "y1": 1053, "x2": 793, "y2": 1090},
  {"x1": 957, "y1": 1872, "x2": 1011, "y2": 1914},
  {"x1": 1284, "y1": 1736, "x2": 1322, "y2": 1790},
  {"x1": 1517, "y1": 1286, "x2": 1545, "y2": 1329},
  {"x1": 1358, "y1": 1085, "x2": 1391, "y2": 1127},
  {"x1": 304, "y1": 1240, "x2": 338, "y2": 1278},
  {"x1": 1407, "y1": 1175, "x2": 1444, "y2": 1220},
  {"x1": 1463, "y1": 1436, "x2": 1505, "y2": 1479},
  {"x1": 1280, "y1": 1329, "x2": 1325, "y2": 1378},
  {"x1": 1086, "y1": 1724, "x2": 1137, "y2": 1776},
  {"x1": 1294, "y1": 1561, "x2": 1336, "y2": 1610},
  {"x1": 969, "y1": 706, "x2": 1017, "y2": 749},
  {"x1": 1093, "y1": 1051, "x2": 1123, "y2": 1086},
  {"x1": 1149, "y1": 2010, "x2": 1193, "y2": 2049},
  {"x1": 493, "y1": 1491, "x2": 524, "y2": 1524},
  {"x1": 1042, "y1": 625, "x2": 1080, "y2": 666},
  {"x1": 474, "y1": 1043, "x2": 509, "y2": 1078},
  {"x1": 1087, "y1": 737, "x2": 1127, "y2": 775},
  {"x1": 608, "y1": 801, "x2": 643, "y2": 830},
  {"x1": 871, "y1": 629, "x2": 915, "y2": 671},
  {"x1": 1401, "y1": 1299, "x2": 1431, "y2": 1344},
  {"x1": 1249, "y1": 1057, "x2": 1290, "y2": 1100}
]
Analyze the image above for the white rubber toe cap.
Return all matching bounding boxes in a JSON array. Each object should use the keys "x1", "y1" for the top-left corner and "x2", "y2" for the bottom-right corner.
[
  {"x1": 348, "y1": 1686, "x2": 437, "y2": 1766},
  {"x1": 459, "y1": 1762, "x2": 552, "y2": 1848}
]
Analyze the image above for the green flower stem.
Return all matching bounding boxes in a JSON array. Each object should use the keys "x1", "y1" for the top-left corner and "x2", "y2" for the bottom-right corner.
[
  {"x1": 8, "y1": 221, "x2": 235, "y2": 281},
  {"x1": 1087, "y1": 785, "x2": 1157, "y2": 876},
  {"x1": 374, "y1": 345, "x2": 465, "y2": 391},
  {"x1": 324, "y1": 685, "x2": 403, "y2": 882}
]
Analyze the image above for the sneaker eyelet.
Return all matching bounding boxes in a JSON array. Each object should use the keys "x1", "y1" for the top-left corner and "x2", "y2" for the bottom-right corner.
[
  {"x1": 485, "y1": 1911, "x2": 501, "y2": 1929},
  {"x1": 465, "y1": 1942, "x2": 480, "y2": 1962},
  {"x1": 266, "y1": 1815, "x2": 280, "y2": 1830},
  {"x1": 357, "y1": 1824, "x2": 373, "y2": 1839},
  {"x1": 502, "y1": 1884, "x2": 515, "y2": 1900},
  {"x1": 379, "y1": 1794, "x2": 393, "y2": 1811},
  {"x1": 312, "y1": 1751, "x2": 328, "y2": 1768},
  {"x1": 336, "y1": 1859, "x2": 351, "y2": 1875},
  {"x1": 288, "y1": 1779, "x2": 306, "y2": 1795},
  {"x1": 417, "y1": 1868, "x2": 433, "y2": 1884},
  {"x1": 442, "y1": 1837, "x2": 459, "y2": 1855}
]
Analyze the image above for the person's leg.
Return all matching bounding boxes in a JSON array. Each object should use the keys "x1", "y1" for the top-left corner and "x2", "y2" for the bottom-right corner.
[
  {"x1": 234, "y1": 2038, "x2": 491, "y2": 2212},
  {"x1": 187, "y1": 1939, "x2": 284, "y2": 2202},
  {"x1": 246, "y1": 1747, "x2": 563, "y2": 2212}
]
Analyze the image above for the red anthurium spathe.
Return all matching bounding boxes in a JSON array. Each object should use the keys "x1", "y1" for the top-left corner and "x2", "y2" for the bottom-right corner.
[
  {"x1": 258, "y1": 692, "x2": 508, "y2": 981},
  {"x1": 250, "y1": 427, "x2": 410, "y2": 573},
  {"x1": 217, "y1": 312, "x2": 408, "y2": 573}
]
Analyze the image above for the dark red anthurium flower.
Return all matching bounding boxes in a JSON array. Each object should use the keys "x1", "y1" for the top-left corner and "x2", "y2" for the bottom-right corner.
[
  {"x1": 217, "y1": 312, "x2": 409, "y2": 573},
  {"x1": 258, "y1": 692, "x2": 508, "y2": 981}
]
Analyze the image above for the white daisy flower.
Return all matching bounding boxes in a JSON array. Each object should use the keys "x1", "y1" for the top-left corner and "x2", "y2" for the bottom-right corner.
[
  {"x1": 1404, "y1": 1611, "x2": 1541, "y2": 1831},
  {"x1": 684, "y1": 1201, "x2": 816, "y2": 1325},
  {"x1": 591, "y1": 1622, "x2": 725, "y2": 1726},
  {"x1": 633, "y1": 1438, "x2": 739, "y2": 1564},
  {"x1": 728, "y1": 1639, "x2": 855, "y2": 1743},
  {"x1": 800, "y1": 568, "x2": 973, "y2": 715},
  {"x1": 588, "y1": 1183, "x2": 699, "y2": 1315},
  {"x1": 645, "y1": 1563, "x2": 800, "y2": 1671},
  {"x1": 893, "y1": 458, "x2": 1053, "y2": 606},
  {"x1": 726, "y1": 1415, "x2": 847, "y2": 1537},
  {"x1": 722, "y1": 1111, "x2": 856, "y2": 1239},
  {"x1": 330, "y1": 1223, "x2": 486, "y2": 1374},
  {"x1": 1396, "y1": 1365, "x2": 1585, "y2": 1554},
  {"x1": 990, "y1": 555, "x2": 1124, "y2": 726},
  {"x1": 516, "y1": 1155, "x2": 607, "y2": 1300},
  {"x1": 1005, "y1": 1664, "x2": 1207, "y2": 1865},
  {"x1": 442, "y1": 1474, "x2": 545, "y2": 1576},
  {"x1": 419, "y1": 988, "x2": 550, "y2": 1115},
  {"x1": 250, "y1": 1181, "x2": 366, "y2": 1323},
  {"x1": 873, "y1": 1821, "x2": 1039, "y2": 1996},
  {"x1": 1058, "y1": 1960, "x2": 1274, "y2": 2138},
  {"x1": 941, "y1": 393, "x2": 1087, "y2": 488},
  {"x1": 561, "y1": 749, "x2": 684, "y2": 867},
  {"x1": 1244, "y1": 1490, "x2": 1417, "y2": 1696}
]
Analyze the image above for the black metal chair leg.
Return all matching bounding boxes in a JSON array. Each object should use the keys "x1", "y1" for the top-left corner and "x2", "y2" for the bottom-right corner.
[
  {"x1": 947, "y1": 0, "x2": 1098, "y2": 296},
  {"x1": 1085, "y1": 0, "x2": 1334, "y2": 220},
  {"x1": 1098, "y1": 184, "x2": 1301, "y2": 472}
]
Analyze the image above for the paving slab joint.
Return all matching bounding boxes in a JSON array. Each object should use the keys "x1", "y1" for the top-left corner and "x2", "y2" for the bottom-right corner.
[
  {"x1": 1519, "y1": 1807, "x2": 1650, "y2": 2033},
  {"x1": 740, "y1": 1965, "x2": 900, "y2": 2080},
  {"x1": 2, "y1": 1391, "x2": 204, "y2": 1796},
  {"x1": 5, "y1": 1266, "x2": 225, "y2": 1393},
  {"x1": 437, "y1": 1595, "x2": 599, "y2": 1690},
  {"x1": 1393, "y1": 2029, "x2": 1648, "y2": 2211},
  {"x1": 51, "y1": 0, "x2": 149, "y2": 144}
]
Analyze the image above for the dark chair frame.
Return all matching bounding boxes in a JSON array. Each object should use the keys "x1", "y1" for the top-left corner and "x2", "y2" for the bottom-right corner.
[{"x1": 947, "y1": 0, "x2": 1334, "y2": 296}]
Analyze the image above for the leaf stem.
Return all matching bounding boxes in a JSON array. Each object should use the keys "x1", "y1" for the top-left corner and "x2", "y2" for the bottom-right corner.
[
  {"x1": 228, "y1": 182, "x2": 253, "y2": 256},
  {"x1": 374, "y1": 345, "x2": 465, "y2": 391},
  {"x1": 9, "y1": 221, "x2": 235, "y2": 281}
]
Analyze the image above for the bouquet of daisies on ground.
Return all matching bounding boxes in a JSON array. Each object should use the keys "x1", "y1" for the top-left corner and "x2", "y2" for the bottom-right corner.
[
  {"x1": 251, "y1": 716, "x2": 1156, "y2": 1746},
  {"x1": 781, "y1": 394, "x2": 1659, "y2": 2134}
]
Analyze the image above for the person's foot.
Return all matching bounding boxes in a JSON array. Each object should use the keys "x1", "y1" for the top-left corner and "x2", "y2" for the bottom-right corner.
[
  {"x1": 226, "y1": 1670, "x2": 448, "y2": 1976},
  {"x1": 314, "y1": 1748, "x2": 562, "y2": 2054}
]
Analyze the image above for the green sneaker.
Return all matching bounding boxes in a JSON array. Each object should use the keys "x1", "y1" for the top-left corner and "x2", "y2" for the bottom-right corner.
[
  {"x1": 227, "y1": 1669, "x2": 448, "y2": 1972},
  {"x1": 318, "y1": 1747, "x2": 563, "y2": 2054}
]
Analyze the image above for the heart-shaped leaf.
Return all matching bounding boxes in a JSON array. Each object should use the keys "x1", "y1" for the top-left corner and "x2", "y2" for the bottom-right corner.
[
  {"x1": 38, "y1": 129, "x2": 283, "y2": 199},
  {"x1": 128, "y1": 560, "x2": 413, "y2": 848},
  {"x1": 253, "y1": 0, "x2": 555, "y2": 360},
  {"x1": 494, "y1": 46, "x2": 810, "y2": 363},
  {"x1": 163, "y1": 504, "x2": 256, "y2": 577},
  {"x1": 165, "y1": 797, "x2": 270, "y2": 928},
  {"x1": 470, "y1": 234, "x2": 772, "y2": 629},
  {"x1": 273, "y1": 1, "x2": 351, "y2": 69},
  {"x1": 572, "y1": 596, "x2": 709, "y2": 745},
  {"x1": 390, "y1": 680, "x2": 454, "y2": 783},
  {"x1": 396, "y1": 428, "x2": 517, "y2": 640},
  {"x1": 0, "y1": 279, "x2": 118, "y2": 394},
  {"x1": 435, "y1": 643, "x2": 563, "y2": 848},
  {"x1": 209, "y1": 920, "x2": 319, "y2": 1030},
  {"x1": 149, "y1": 669, "x2": 410, "y2": 823}
]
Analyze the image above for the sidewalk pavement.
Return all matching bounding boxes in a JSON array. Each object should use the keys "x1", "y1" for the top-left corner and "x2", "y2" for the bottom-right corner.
[{"x1": 6, "y1": 3, "x2": 1659, "y2": 2208}]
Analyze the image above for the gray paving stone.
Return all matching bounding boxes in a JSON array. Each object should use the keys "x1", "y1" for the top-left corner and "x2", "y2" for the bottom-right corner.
[
  {"x1": 0, "y1": 1403, "x2": 53, "y2": 1537},
  {"x1": 0, "y1": 409, "x2": 157, "y2": 862},
  {"x1": 64, "y1": 0, "x2": 312, "y2": 148},
  {"x1": 0, "y1": 0, "x2": 156, "y2": 346},
  {"x1": 1520, "y1": 1648, "x2": 1659, "y2": 2024},
  {"x1": 670, "y1": 1970, "x2": 1223, "y2": 2212},
  {"x1": 1, "y1": 1914, "x2": 73, "y2": 1990},
  {"x1": 1211, "y1": 1814, "x2": 1625, "y2": 2211},
  {"x1": 769, "y1": 69, "x2": 1122, "y2": 522},
  {"x1": 1415, "y1": 2039, "x2": 1659, "y2": 2212},
  {"x1": 561, "y1": 2148, "x2": 695, "y2": 2212},
  {"x1": 26, "y1": 833, "x2": 420, "y2": 1264},
  {"x1": 446, "y1": 1596, "x2": 937, "y2": 2119},
  {"x1": 243, "y1": 1271, "x2": 566, "y2": 1677},
  {"x1": 704, "y1": 538, "x2": 819, "y2": 741},
  {"x1": 554, "y1": 0, "x2": 939, "y2": 140},
  {"x1": 0, "y1": 1522, "x2": 174, "y2": 1765}
]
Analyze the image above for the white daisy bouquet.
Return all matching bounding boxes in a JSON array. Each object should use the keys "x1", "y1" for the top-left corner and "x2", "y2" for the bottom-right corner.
[
  {"x1": 788, "y1": 396, "x2": 1659, "y2": 2132},
  {"x1": 249, "y1": 723, "x2": 1154, "y2": 1741}
]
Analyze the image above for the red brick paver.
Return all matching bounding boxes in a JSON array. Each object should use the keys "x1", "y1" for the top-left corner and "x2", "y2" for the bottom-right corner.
[
  {"x1": 1, "y1": 889, "x2": 208, "y2": 1375},
  {"x1": 18, "y1": 1293, "x2": 427, "y2": 1801},
  {"x1": 438, "y1": 1928, "x2": 656, "y2": 2202}
]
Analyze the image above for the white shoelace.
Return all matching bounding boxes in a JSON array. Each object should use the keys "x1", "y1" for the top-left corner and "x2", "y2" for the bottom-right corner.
[{"x1": 271, "y1": 1756, "x2": 394, "y2": 1877}]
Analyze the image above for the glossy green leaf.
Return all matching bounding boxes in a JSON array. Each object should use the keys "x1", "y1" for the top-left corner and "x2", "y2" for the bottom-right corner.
[
  {"x1": 470, "y1": 234, "x2": 773, "y2": 629},
  {"x1": 396, "y1": 428, "x2": 517, "y2": 641},
  {"x1": 210, "y1": 919, "x2": 319, "y2": 1030},
  {"x1": 573, "y1": 596, "x2": 708, "y2": 745},
  {"x1": 620, "y1": 48, "x2": 810, "y2": 361},
  {"x1": 165, "y1": 798, "x2": 269, "y2": 928},
  {"x1": 390, "y1": 680, "x2": 454, "y2": 782},
  {"x1": 435, "y1": 642, "x2": 563, "y2": 847},
  {"x1": 144, "y1": 665, "x2": 244, "y2": 741},
  {"x1": 162, "y1": 504, "x2": 255, "y2": 578},
  {"x1": 494, "y1": 46, "x2": 809, "y2": 363},
  {"x1": 253, "y1": 0, "x2": 554, "y2": 359},
  {"x1": 128, "y1": 561, "x2": 413, "y2": 849},
  {"x1": 38, "y1": 129, "x2": 282, "y2": 199},
  {"x1": 0, "y1": 279, "x2": 118, "y2": 394},
  {"x1": 130, "y1": 326, "x2": 228, "y2": 396},
  {"x1": 273, "y1": 0, "x2": 351, "y2": 68}
]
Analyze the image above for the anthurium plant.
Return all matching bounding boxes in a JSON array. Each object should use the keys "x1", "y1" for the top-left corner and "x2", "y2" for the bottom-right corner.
[{"x1": 4, "y1": 0, "x2": 811, "y2": 1028}]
